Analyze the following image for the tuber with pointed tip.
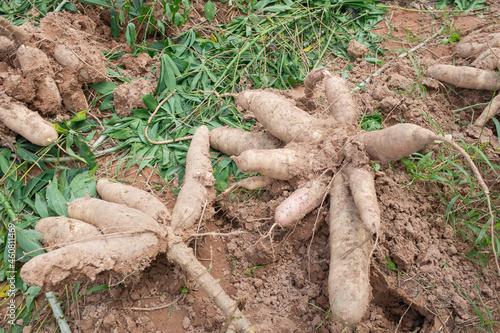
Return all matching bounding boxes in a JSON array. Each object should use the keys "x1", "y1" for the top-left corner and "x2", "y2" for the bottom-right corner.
[
  {"x1": 170, "y1": 125, "x2": 215, "y2": 232},
  {"x1": 328, "y1": 171, "x2": 372, "y2": 325}
]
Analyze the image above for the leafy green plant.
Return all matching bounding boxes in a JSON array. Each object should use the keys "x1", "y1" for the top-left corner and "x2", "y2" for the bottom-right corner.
[
  {"x1": 0, "y1": 0, "x2": 76, "y2": 23},
  {"x1": 359, "y1": 111, "x2": 383, "y2": 132},
  {"x1": 75, "y1": 0, "x2": 191, "y2": 43},
  {"x1": 434, "y1": 0, "x2": 486, "y2": 11}
]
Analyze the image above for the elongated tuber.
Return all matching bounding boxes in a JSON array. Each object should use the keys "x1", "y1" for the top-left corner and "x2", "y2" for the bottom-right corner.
[
  {"x1": 476, "y1": 94, "x2": 500, "y2": 126},
  {"x1": 170, "y1": 125, "x2": 215, "y2": 231},
  {"x1": 456, "y1": 32, "x2": 500, "y2": 58},
  {"x1": 0, "y1": 95, "x2": 58, "y2": 146},
  {"x1": 237, "y1": 90, "x2": 334, "y2": 143},
  {"x1": 328, "y1": 171, "x2": 372, "y2": 325},
  {"x1": 357, "y1": 123, "x2": 436, "y2": 162},
  {"x1": 275, "y1": 175, "x2": 329, "y2": 226},
  {"x1": 325, "y1": 75, "x2": 358, "y2": 126},
  {"x1": 345, "y1": 165, "x2": 380, "y2": 234},
  {"x1": 210, "y1": 126, "x2": 281, "y2": 156},
  {"x1": 304, "y1": 67, "x2": 327, "y2": 98},
  {"x1": 232, "y1": 148, "x2": 305, "y2": 180},
  {"x1": 96, "y1": 179, "x2": 170, "y2": 223},
  {"x1": 426, "y1": 64, "x2": 500, "y2": 91},
  {"x1": 21, "y1": 232, "x2": 161, "y2": 290},
  {"x1": 68, "y1": 197, "x2": 163, "y2": 235},
  {"x1": 35, "y1": 216, "x2": 101, "y2": 248}
]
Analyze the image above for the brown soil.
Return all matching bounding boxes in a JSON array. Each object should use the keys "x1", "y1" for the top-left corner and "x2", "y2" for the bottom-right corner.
[{"x1": 1, "y1": 2, "x2": 500, "y2": 333}]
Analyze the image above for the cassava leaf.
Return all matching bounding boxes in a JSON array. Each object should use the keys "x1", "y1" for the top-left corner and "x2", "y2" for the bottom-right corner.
[
  {"x1": 46, "y1": 180, "x2": 68, "y2": 217},
  {"x1": 15, "y1": 227, "x2": 43, "y2": 258},
  {"x1": 204, "y1": 0, "x2": 216, "y2": 23}
]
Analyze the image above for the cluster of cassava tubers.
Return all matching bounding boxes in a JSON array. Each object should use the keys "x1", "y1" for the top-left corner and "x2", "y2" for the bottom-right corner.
[
  {"x1": 20, "y1": 67, "x2": 491, "y2": 330},
  {"x1": 208, "y1": 68, "x2": 491, "y2": 325},
  {"x1": 427, "y1": 28, "x2": 500, "y2": 126},
  {"x1": 20, "y1": 126, "x2": 255, "y2": 332},
  {"x1": 0, "y1": 14, "x2": 107, "y2": 146}
]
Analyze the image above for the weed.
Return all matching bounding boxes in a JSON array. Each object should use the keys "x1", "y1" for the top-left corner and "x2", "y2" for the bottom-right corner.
[
  {"x1": 359, "y1": 110, "x2": 383, "y2": 132},
  {"x1": 400, "y1": 143, "x2": 500, "y2": 268},
  {"x1": 455, "y1": 281, "x2": 500, "y2": 331}
]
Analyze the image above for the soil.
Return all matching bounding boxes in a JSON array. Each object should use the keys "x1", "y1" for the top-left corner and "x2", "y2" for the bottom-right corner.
[{"x1": 1, "y1": 1, "x2": 500, "y2": 333}]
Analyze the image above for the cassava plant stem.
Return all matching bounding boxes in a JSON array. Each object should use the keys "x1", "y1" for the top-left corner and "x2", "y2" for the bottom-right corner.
[{"x1": 166, "y1": 230, "x2": 256, "y2": 333}]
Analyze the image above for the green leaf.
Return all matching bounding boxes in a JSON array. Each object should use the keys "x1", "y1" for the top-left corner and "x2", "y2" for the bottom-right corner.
[
  {"x1": 69, "y1": 110, "x2": 88, "y2": 123},
  {"x1": 68, "y1": 174, "x2": 96, "y2": 201},
  {"x1": 90, "y1": 82, "x2": 118, "y2": 95},
  {"x1": 125, "y1": 22, "x2": 137, "y2": 46},
  {"x1": 110, "y1": 6, "x2": 120, "y2": 39},
  {"x1": 143, "y1": 94, "x2": 158, "y2": 110},
  {"x1": 74, "y1": 0, "x2": 111, "y2": 8},
  {"x1": 204, "y1": 0, "x2": 216, "y2": 23},
  {"x1": 73, "y1": 135, "x2": 97, "y2": 170},
  {"x1": 34, "y1": 194, "x2": 49, "y2": 218},
  {"x1": 15, "y1": 227, "x2": 43, "y2": 258},
  {"x1": 157, "y1": 54, "x2": 179, "y2": 95},
  {"x1": 46, "y1": 180, "x2": 68, "y2": 217},
  {"x1": 85, "y1": 284, "x2": 109, "y2": 294}
]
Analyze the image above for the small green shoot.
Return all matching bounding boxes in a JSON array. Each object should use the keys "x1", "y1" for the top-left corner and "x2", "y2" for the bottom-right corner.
[{"x1": 359, "y1": 111, "x2": 383, "y2": 132}]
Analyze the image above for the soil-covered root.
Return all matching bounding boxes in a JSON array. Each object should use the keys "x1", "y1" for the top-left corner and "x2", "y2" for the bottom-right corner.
[
  {"x1": 475, "y1": 94, "x2": 500, "y2": 126},
  {"x1": 0, "y1": 35, "x2": 15, "y2": 52},
  {"x1": 96, "y1": 179, "x2": 170, "y2": 224},
  {"x1": 68, "y1": 197, "x2": 164, "y2": 236},
  {"x1": 471, "y1": 48, "x2": 500, "y2": 70},
  {"x1": 20, "y1": 232, "x2": 160, "y2": 291},
  {"x1": 236, "y1": 90, "x2": 336, "y2": 143},
  {"x1": 21, "y1": 196, "x2": 165, "y2": 290},
  {"x1": 35, "y1": 216, "x2": 101, "y2": 248},
  {"x1": 325, "y1": 75, "x2": 358, "y2": 126},
  {"x1": 170, "y1": 126, "x2": 215, "y2": 232},
  {"x1": 275, "y1": 175, "x2": 329, "y2": 226},
  {"x1": 328, "y1": 171, "x2": 371, "y2": 325},
  {"x1": 232, "y1": 148, "x2": 306, "y2": 180},
  {"x1": 456, "y1": 32, "x2": 500, "y2": 58},
  {"x1": 356, "y1": 123, "x2": 437, "y2": 162},
  {"x1": 346, "y1": 165, "x2": 380, "y2": 234},
  {"x1": 0, "y1": 93, "x2": 58, "y2": 146},
  {"x1": 1, "y1": 13, "x2": 108, "y2": 115},
  {"x1": 426, "y1": 64, "x2": 500, "y2": 91},
  {"x1": 210, "y1": 126, "x2": 281, "y2": 156}
]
